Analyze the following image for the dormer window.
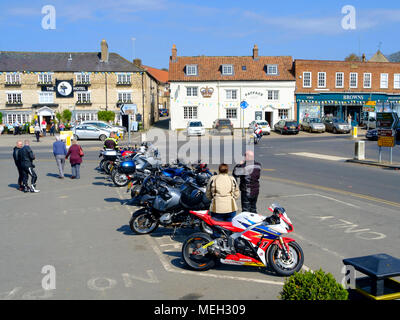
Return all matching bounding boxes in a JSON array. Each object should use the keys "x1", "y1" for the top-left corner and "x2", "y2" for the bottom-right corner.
[
  {"x1": 185, "y1": 64, "x2": 198, "y2": 76},
  {"x1": 222, "y1": 64, "x2": 234, "y2": 75},
  {"x1": 266, "y1": 64, "x2": 278, "y2": 75}
]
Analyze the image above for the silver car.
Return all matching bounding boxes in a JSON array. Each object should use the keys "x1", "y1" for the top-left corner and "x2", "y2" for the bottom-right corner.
[
  {"x1": 82, "y1": 121, "x2": 126, "y2": 136},
  {"x1": 73, "y1": 125, "x2": 111, "y2": 141},
  {"x1": 301, "y1": 117, "x2": 325, "y2": 133}
]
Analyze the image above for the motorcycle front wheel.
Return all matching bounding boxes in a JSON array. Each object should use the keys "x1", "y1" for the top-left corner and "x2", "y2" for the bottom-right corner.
[
  {"x1": 267, "y1": 241, "x2": 304, "y2": 276},
  {"x1": 182, "y1": 232, "x2": 216, "y2": 271},
  {"x1": 129, "y1": 209, "x2": 159, "y2": 234}
]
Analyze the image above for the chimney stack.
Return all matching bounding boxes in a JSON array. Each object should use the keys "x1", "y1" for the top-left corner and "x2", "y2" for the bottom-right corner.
[
  {"x1": 100, "y1": 39, "x2": 109, "y2": 63},
  {"x1": 171, "y1": 44, "x2": 177, "y2": 62},
  {"x1": 133, "y1": 58, "x2": 142, "y2": 67},
  {"x1": 362, "y1": 53, "x2": 366, "y2": 62},
  {"x1": 253, "y1": 44, "x2": 259, "y2": 60}
]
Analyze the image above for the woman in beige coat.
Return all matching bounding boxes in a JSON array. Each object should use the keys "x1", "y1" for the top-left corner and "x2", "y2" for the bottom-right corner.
[{"x1": 206, "y1": 163, "x2": 240, "y2": 222}]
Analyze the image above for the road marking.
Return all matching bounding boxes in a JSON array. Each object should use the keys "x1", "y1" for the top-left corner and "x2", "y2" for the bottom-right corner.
[
  {"x1": 289, "y1": 152, "x2": 348, "y2": 161},
  {"x1": 261, "y1": 175, "x2": 400, "y2": 209}
]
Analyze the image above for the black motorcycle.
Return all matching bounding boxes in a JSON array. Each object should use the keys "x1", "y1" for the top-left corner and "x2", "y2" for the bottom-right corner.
[{"x1": 128, "y1": 171, "x2": 211, "y2": 235}]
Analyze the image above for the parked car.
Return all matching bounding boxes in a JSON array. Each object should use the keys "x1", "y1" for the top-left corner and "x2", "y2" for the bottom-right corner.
[
  {"x1": 301, "y1": 117, "x2": 325, "y2": 133},
  {"x1": 212, "y1": 119, "x2": 234, "y2": 135},
  {"x1": 159, "y1": 108, "x2": 169, "y2": 117},
  {"x1": 322, "y1": 117, "x2": 352, "y2": 134},
  {"x1": 72, "y1": 125, "x2": 111, "y2": 141},
  {"x1": 363, "y1": 117, "x2": 377, "y2": 129},
  {"x1": 249, "y1": 120, "x2": 271, "y2": 135},
  {"x1": 274, "y1": 120, "x2": 300, "y2": 135},
  {"x1": 81, "y1": 121, "x2": 126, "y2": 136},
  {"x1": 366, "y1": 129, "x2": 378, "y2": 141},
  {"x1": 187, "y1": 120, "x2": 205, "y2": 136}
]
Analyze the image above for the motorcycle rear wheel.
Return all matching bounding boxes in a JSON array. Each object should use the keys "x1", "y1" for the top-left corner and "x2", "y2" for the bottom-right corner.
[
  {"x1": 129, "y1": 209, "x2": 159, "y2": 234},
  {"x1": 268, "y1": 241, "x2": 304, "y2": 276},
  {"x1": 182, "y1": 232, "x2": 216, "y2": 271},
  {"x1": 112, "y1": 171, "x2": 129, "y2": 187}
]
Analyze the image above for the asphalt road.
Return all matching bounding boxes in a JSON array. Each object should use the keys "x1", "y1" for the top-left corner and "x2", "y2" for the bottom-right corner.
[{"x1": 0, "y1": 129, "x2": 399, "y2": 300}]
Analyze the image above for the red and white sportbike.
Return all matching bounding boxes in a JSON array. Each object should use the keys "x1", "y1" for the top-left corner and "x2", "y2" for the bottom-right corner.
[{"x1": 182, "y1": 204, "x2": 304, "y2": 276}]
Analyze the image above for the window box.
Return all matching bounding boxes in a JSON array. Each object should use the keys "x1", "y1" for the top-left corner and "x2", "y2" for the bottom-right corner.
[
  {"x1": 76, "y1": 101, "x2": 92, "y2": 105},
  {"x1": 116, "y1": 81, "x2": 132, "y2": 86},
  {"x1": 5, "y1": 82, "x2": 21, "y2": 87},
  {"x1": 38, "y1": 81, "x2": 53, "y2": 87},
  {"x1": 117, "y1": 99, "x2": 133, "y2": 104},
  {"x1": 6, "y1": 102, "x2": 23, "y2": 106}
]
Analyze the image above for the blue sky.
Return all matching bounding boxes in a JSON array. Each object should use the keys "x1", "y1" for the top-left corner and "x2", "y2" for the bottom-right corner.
[{"x1": 1, "y1": 0, "x2": 400, "y2": 69}]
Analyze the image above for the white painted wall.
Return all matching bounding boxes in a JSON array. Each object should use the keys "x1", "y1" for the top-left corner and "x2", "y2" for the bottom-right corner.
[{"x1": 169, "y1": 81, "x2": 296, "y2": 130}]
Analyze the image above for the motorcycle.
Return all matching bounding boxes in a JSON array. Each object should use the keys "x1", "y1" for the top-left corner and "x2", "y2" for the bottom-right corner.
[
  {"x1": 128, "y1": 170, "x2": 212, "y2": 235},
  {"x1": 181, "y1": 203, "x2": 304, "y2": 276}
]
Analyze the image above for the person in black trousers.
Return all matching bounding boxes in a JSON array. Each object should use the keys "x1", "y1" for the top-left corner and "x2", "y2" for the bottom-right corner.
[
  {"x1": 12, "y1": 140, "x2": 24, "y2": 191},
  {"x1": 19, "y1": 140, "x2": 40, "y2": 193},
  {"x1": 233, "y1": 150, "x2": 262, "y2": 213}
]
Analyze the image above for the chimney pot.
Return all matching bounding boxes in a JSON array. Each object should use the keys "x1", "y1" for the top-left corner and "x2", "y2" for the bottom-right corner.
[{"x1": 133, "y1": 58, "x2": 142, "y2": 67}]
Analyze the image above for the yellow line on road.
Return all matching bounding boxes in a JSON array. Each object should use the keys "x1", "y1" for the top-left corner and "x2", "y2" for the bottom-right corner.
[{"x1": 261, "y1": 174, "x2": 400, "y2": 209}]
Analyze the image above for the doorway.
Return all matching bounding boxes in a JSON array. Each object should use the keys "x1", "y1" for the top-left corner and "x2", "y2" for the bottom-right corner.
[{"x1": 265, "y1": 112, "x2": 273, "y2": 125}]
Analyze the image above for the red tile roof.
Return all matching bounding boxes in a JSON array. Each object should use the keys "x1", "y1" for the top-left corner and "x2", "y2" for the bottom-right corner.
[
  {"x1": 169, "y1": 55, "x2": 295, "y2": 82},
  {"x1": 142, "y1": 65, "x2": 169, "y2": 83}
]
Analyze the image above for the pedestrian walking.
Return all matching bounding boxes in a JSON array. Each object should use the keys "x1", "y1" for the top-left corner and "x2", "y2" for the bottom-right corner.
[
  {"x1": 12, "y1": 140, "x2": 24, "y2": 191},
  {"x1": 347, "y1": 114, "x2": 352, "y2": 126},
  {"x1": 50, "y1": 122, "x2": 55, "y2": 136},
  {"x1": 19, "y1": 140, "x2": 40, "y2": 193},
  {"x1": 41, "y1": 119, "x2": 47, "y2": 136},
  {"x1": 206, "y1": 163, "x2": 240, "y2": 222},
  {"x1": 53, "y1": 136, "x2": 67, "y2": 179},
  {"x1": 34, "y1": 123, "x2": 41, "y2": 142},
  {"x1": 233, "y1": 150, "x2": 262, "y2": 213},
  {"x1": 66, "y1": 139, "x2": 84, "y2": 179}
]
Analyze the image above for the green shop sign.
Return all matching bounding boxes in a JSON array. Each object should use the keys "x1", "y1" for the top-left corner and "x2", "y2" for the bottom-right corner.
[{"x1": 296, "y1": 93, "x2": 400, "y2": 104}]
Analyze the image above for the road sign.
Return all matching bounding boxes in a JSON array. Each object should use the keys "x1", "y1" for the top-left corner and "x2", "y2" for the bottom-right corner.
[
  {"x1": 377, "y1": 129, "x2": 395, "y2": 137},
  {"x1": 240, "y1": 101, "x2": 248, "y2": 110},
  {"x1": 376, "y1": 112, "x2": 399, "y2": 129},
  {"x1": 378, "y1": 136, "x2": 396, "y2": 148},
  {"x1": 120, "y1": 104, "x2": 137, "y2": 115},
  {"x1": 363, "y1": 106, "x2": 375, "y2": 112}
]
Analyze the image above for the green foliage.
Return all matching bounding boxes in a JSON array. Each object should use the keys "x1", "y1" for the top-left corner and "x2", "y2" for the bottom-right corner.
[
  {"x1": 62, "y1": 109, "x2": 72, "y2": 122},
  {"x1": 0, "y1": 112, "x2": 2, "y2": 124},
  {"x1": 279, "y1": 269, "x2": 348, "y2": 300},
  {"x1": 98, "y1": 111, "x2": 115, "y2": 122}
]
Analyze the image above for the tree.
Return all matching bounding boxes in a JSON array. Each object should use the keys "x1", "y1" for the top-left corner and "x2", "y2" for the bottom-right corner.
[
  {"x1": 345, "y1": 53, "x2": 361, "y2": 62},
  {"x1": 62, "y1": 109, "x2": 72, "y2": 122},
  {"x1": 97, "y1": 111, "x2": 115, "y2": 123}
]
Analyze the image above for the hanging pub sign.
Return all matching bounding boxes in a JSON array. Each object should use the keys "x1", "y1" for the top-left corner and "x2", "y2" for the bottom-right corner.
[{"x1": 56, "y1": 80, "x2": 74, "y2": 98}]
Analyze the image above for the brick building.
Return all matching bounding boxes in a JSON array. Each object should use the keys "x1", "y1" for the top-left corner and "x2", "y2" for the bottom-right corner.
[
  {"x1": 294, "y1": 56, "x2": 400, "y2": 124},
  {"x1": 0, "y1": 40, "x2": 159, "y2": 130}
]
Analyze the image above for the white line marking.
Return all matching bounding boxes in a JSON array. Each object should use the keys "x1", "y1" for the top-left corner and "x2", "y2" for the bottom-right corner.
[{"x1": 289, "y1": 152, "x2": 348, "y2": 161}]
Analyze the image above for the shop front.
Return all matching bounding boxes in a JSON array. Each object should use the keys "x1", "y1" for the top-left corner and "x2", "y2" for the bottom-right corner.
[{"x1": 296, "y1": 93, "x2": 400, "y2": 125}]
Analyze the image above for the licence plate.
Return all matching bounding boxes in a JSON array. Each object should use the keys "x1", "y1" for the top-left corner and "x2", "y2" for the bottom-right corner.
[
  {"x1": 127, "y1": 181, "x2": 133, "y2": 191},
  {"x1": 290, "y1": 126, "x2": 295, "y2": 129}
]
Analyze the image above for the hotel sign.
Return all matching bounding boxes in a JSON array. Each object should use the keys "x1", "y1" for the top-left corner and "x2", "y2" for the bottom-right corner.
[{"x1": 41, "y1": 80, "x2": 89, "y2": 97}]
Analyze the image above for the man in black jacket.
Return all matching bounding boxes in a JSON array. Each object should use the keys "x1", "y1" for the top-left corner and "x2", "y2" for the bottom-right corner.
[
  {"x1": 233, "y1": 150, "x2": 261, "y2": 213},
  {"x1": 19, "y1": 140, "x2": 40, "y2": 193},
  {"x1": 12, "y1": 140, "x2": 24, "y2": 191}
]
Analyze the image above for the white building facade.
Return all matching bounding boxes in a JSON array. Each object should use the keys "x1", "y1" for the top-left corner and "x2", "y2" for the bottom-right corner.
[{"x1": 168, "y1": 45, "x2": 296, "y2": 130}]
